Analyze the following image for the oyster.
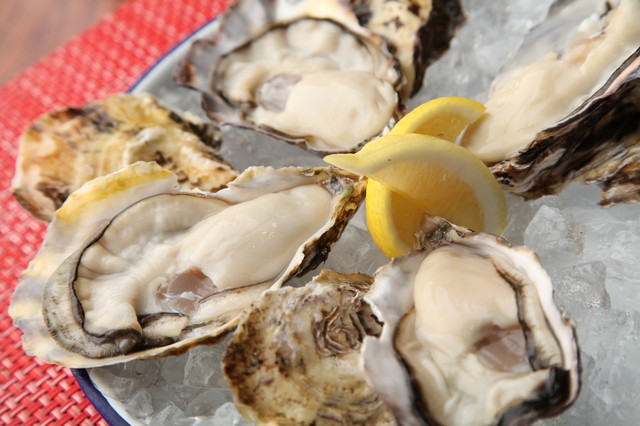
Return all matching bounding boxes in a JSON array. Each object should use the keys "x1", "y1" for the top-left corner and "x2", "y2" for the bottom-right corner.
[
  {"x1": 175, "y1": 0, "x2": 464, "y2": 153},
  {"x1": 461, "y1": 0, "x2": 640, "y2": 206},
  {"x1": 9, "y1": 162, "x2": 365, "y2": 367},
  {"x1": 223, "y1": 270, "x2": 395, "y2": 425},
  {"x1": 179, "y1": 16, "x2": 401, "y2": 153},
  {"x1": 361, "y1": 216, "x2": 580, "y2": 426},
  {"x1": 11, "y1": 93, "x2": 238, "y2": 222}
]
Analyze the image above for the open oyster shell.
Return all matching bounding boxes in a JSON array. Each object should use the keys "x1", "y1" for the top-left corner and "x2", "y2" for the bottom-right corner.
[
  {"x1": 223, "y1": 269, "x2": 395, "y2": 425},
  {"x1": 361, "y1": 216, "x2": 580, "y2": 426},
  {"x1": 461, "y1": 0, "x2": 640, "y2": 206},
  {"x1": 11, "y1": 93, "x2": 238, "y2": 222},
  {"x1": 9, "y1": 162, "x2": 365, "y2": 368},
  {"x1": 175, "y1": 0, "x2": 463, "y2": 153}
]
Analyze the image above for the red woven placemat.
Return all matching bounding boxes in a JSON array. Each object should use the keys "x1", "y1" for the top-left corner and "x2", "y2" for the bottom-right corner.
[{"x1": 0, "y1": 0, "x2": 232, "y2": 424}]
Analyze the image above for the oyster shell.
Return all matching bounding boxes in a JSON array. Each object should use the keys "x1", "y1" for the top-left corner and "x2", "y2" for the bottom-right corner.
[
  {"x1": 175, "y1": 0, "x2": 464, "y2": 153},
  {"x1": 361, "y1": 216, "x2": 580, "y2": 426},
  {"x1": 9, "y1": 162, "x2": 365, "y2": 367},
  {"x1": 11, "y1": 93, "x2": 238, "y2": 222},
  {"x1": 461, "y1": 0, "x2": 640, "y2": 206},
  {"x1": 223, "y1": 269, "x2": 395, "y2": 425},
  {"x1": 349, "y1": 0, "x2": 465, "y2": 97}
]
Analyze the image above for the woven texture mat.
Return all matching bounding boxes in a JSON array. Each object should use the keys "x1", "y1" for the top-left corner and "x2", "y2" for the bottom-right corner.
[{"x1": 0, "y1": 0, "x2": 231, "y2": 423}]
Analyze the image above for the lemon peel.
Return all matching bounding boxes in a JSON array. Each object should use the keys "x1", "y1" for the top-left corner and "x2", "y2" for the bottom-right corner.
[
  {"x1": 324, "y1": 97, "x2": 506, "y2": 258},
  {"x1": 389, "y1": 96, "x2": 486, "y2": 141}
]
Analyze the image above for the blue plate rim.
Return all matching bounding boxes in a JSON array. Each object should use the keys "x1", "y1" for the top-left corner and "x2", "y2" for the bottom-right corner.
[
  {"x1": 128, "y1": 16, "x2": 219, "y2": 94},
  {"x1": 72, "y1": 368, "x2": 130, "y2": 426}
]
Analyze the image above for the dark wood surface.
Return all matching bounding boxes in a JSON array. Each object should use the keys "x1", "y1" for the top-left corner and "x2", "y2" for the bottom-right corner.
[{"x1": 0, "y1": 0, "x2": 125, "y2": 85}]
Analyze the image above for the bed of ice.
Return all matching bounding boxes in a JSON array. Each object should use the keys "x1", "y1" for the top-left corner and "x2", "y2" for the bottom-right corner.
[{"x1": 88, "y1": 0, "x2": 640, "y2": 424}]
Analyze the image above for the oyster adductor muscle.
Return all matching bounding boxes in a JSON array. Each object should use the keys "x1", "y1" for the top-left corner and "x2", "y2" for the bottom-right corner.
[
  {"x1": 461, "y1": 0, "x2": 640, "y2": 205},
  {"x1": 361, "y1": 216, "x2": 581, "y2": 426},
  {"x1": 223, "y1": 270, "x2": 395, "y2": 425},
  {"x1": 11, "y1": 93, "x2": 238, "y2": 222},
  {"x1": 10, "y1": 162, "x2": 366, "y2": 367}
]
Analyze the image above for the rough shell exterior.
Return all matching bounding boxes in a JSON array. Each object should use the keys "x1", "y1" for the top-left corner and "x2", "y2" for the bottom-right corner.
[
  {"x1": 223, "y1": 270, "x2": 395, "y2": 425},
  {"x1": 348, "y1": 0, "x2": 465, "y2": 97},
  {"x1": 11, "y1": 93, "x2": 238, "y2": 222}
]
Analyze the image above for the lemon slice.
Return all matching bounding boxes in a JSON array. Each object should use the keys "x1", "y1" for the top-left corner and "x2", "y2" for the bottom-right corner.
[
  {"x1": 389, "y1": 96, "x2": 486, "y2": 140},
  {"x1": 365, "y1": 178, "x2": 424, "y2": 257},
  {"x1": 325, "y1": 133, "x2": 507, "y2": 258}
]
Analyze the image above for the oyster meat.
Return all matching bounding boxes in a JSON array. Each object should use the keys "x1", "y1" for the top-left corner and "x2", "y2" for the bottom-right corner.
[
  {"x1": 223, "y1": 270, "x2": 395, "y2": 425},
  {"x1": 361, "y1": 216, "x2": 580, "y2": 426},
  {"x1": 11, "y1": 93, "x2": 238, "y2": 222},
  {"x1": 9, "y1": 162, "x2": 365, "y2": 367},
  {"x1": 175, "y1": 0, "x2": 464, "y2": 153},
  {"x1": 208, "y1": 18, "x2": 401, "y2": 152},
  {"x1": 461, "y1": 0, "x2": 640, "y2": 205}
]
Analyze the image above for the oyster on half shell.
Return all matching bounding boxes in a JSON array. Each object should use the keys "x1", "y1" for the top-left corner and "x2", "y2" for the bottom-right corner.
[
  {"x1": 361, "y1": 216, "x2": 580, "y2": 426},
  {"x1": 11, "y1": 93, "x2": 238, "y2": 222},
  {"x1": 9, "y1": 162, "x2": 365, "y2": 368},
  {"x1": 223, "y1": 270, "x2": 395, "y2": 425},
  {"x1": 175, "y1": 0, "x2": 464, "y2": 153},
  {"x1": 461, "y1": 0, "x2": 640, "y2": 206}
]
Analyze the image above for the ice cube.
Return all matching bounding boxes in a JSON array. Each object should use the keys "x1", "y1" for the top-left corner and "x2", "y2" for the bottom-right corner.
[
  {"x1": 578, "y1": 308, "x2": 634, "y2": 362},
  {"x1": 150, "y1": 402, "x2": 192, "y2": 426},
  {"x1": 606, "y1": 260, "x2": 640, "y2": 314},
  {"x1": 183, "y1": 344, "x2": 229, "y2": 389},
  {"x1": 552, "y1": 261, "x2": 609, "y2": 318},
  {"x1": 502, "y1": 194, "x2": 538, "y2": 245},
  {"x1": 210, "y1": 402, "x2": 251, "y2": 426},
  {"x1": 524, "y1": 205, "x2": 583, "y2": 268},
  {"x1": 126, "y1": 389, "x2": 154, "y2": 419},
  {"x1": 587, "y1": 313, "x2": 640, "y2": 421},
  {"x1": 161, "y1": 354, "x2": 187, "y2": 385},
  {"x1": 320, "y1": 223, "x2": 388, "y2": 276},
  {"x1": 186, "y1": 389, "x2": 232, "y2": 417},
  {"x1": 88, "y1": 370, "x2": 136, "y2": 401}
]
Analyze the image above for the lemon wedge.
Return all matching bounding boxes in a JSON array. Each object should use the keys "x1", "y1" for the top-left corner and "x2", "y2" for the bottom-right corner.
[
  {"x1": 324, "y1": 96, "x2": 506, "y2": 258},
  {"x1": 364, "y1": 179, "x2": 425, "y2": 258},
  {"x1": 389, "y1": 96, "x2": 486, "y2": 140}
]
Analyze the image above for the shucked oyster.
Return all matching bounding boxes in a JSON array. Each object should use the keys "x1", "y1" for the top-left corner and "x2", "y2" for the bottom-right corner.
[
  {"x1": 223, "y1": 270, "x2": 395, "y2": 425},
  {"x1": 461, "y1": 0, "x2": 640, "y2": 206},
  {"x1": 10, "y1": 162, "x2": 365, "y2": 367},
  {"x1": 362, "y1": 216, "x2": 580, "y2": 426},
  {"x1": 179, "y1": 15, "x2": 401, "y2": 153},
  {"x1": 175, "y1": 0, "x2": 464, "y2": 153},
  {"x1": 11, "y1": 93, "x2": 238, "y2": 222}
]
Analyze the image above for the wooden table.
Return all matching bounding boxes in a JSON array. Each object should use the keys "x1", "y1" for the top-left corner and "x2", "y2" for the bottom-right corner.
[{"x1": 0, "y1": 0, "x2": 125, "y2": 85}]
